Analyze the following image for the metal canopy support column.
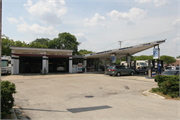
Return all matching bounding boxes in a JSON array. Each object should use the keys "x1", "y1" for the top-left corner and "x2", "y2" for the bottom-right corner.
[
  {"x1": 84, "y1": 58, "x2": 87, "y2": 72},
  {"x1": 69, "y1": 57, "x2": 72, "y2": 73},
  {"x1": 42, "y1": 56, "x2": 47, "y2": 74}
]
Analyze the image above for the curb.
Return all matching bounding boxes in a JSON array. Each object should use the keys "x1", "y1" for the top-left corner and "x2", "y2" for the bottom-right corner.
[
  {"x1": 12, "y1": 106, "x2": 30, "y2": 120},
  {"x1": 142, "y1": 90, "x2": 165, "y2": 99}
]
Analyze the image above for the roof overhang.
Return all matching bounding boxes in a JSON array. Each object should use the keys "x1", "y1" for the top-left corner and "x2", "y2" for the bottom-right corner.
[
  {"x1": 10, "y1": 46, "x2": 73, "y2": 53},
  {"x1": 83, "y1": 39, "x2": 166, "y2": 59}
]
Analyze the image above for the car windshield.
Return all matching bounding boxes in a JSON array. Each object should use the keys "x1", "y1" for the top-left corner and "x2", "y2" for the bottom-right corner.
[
  {"x1": 140, "y1": 63, "x2": 147, "y2": 66},
  {"x1": 1, "y1": 60, "x2": 8, "y2": 67},
  {"x1": 162, "y1": 71, "x2": 177, "y2": 75}
]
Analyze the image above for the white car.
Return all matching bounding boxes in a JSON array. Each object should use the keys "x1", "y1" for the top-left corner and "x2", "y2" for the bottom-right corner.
[{"x1": 57, "y1": 64, "x2": 65, "y2": 71}]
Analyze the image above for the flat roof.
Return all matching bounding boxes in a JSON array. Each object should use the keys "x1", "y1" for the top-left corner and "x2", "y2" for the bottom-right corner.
[
  {"x1": 84, "y1": 39, "x2": 166, "y2": 59},
  {"x1": 10, "y1": 46, "x2": 73, "y2": 53}
]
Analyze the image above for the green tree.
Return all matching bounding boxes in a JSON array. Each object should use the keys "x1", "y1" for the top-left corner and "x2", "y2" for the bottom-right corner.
[
  {"x1": 133, "y1": 55, "x2": 153, "y2": 60},
  {"x1": 32, "y1": 38, "x2": 50, "y2": 46},
  {"x1": 79, "y1": 49, "x2": 93, "y2": 55},
  {"x1": 160, "y1": 55, "x2": 176, "y2": 64},
  {"x1": 176, "y1": 55, "x2": 180, "y2": 58},
  {"x1": 29, "y1": 42, "x2": 48, "y2": 48},
  {"x1": 48, "y1": 32, "x2": 80, "y2": 55},
  {"x1": 1, "y1": 36, "x2": 15, "y2": 56}
]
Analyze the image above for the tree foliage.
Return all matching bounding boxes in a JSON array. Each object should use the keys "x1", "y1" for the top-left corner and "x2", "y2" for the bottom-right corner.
[
  {"x1": 160, "y1": 55, "x2": 176, "y2": 64},
  {"x1": 79, "y1": 49, "x2": 94, "y2": 55},
  {"x1": 1, "y1": 32, "x2": 81, "y2": 56},
  {"x1": 177, "y1": 55, "x2": 180, "y2": 58}
]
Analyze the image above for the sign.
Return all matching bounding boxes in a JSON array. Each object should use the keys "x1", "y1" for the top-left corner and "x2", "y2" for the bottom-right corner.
[
  {"x1": 111, "y1": 54, "x2": 116, "y2": 63},
  {"x1": 153, "y1": 48, "x2": 159, "y2": 59},
  {"x1": 78, "y1": 63, "x2": 82, "y2": 73}
]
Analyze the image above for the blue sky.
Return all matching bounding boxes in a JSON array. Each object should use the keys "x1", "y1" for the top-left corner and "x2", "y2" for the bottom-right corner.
[{"x1": 2, "y1": 0, "x2": 180, "y2": 57}]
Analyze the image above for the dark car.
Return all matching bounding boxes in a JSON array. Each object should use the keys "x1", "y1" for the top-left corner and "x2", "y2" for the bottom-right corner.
[
  {"x1": 136, "y1": 66, "x2": 148, "y2": 75},
  {"x1": 154, "y1": 70, "x2": 179, "y2": 82},
  {"x1": 106, "y1": 65, "x2": 135, "y2": 76}
]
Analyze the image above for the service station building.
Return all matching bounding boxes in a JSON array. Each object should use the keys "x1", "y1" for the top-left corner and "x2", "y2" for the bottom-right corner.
[{"x1": 10, "y1": 40, "x2": 166, "y2": 75}]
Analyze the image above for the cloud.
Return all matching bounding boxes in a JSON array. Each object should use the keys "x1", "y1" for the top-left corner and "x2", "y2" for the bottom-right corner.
[
  {"x1": 172, "y1": 19, "x2": 180, "y2": 28},
  {"x1": 74, "y1": 33, "x2": 88, "y2": 42},
  {"x1": 135, "y1": 0, "x2": 152, "y2": 3},
  {"x1": 7, "y1": 17, "x2": 19, "y2": 23},
  {"x1": 107, "y1": 7, "x2": 147, "y2": 23},
  {"x1": 84, "y1": 13, "x2": 106, "y2": 26},
  {"x1": 154, "y1": 0, "x2": 168, "y2": 7},
  {"x1": 135, "y1": 0, "x2": 168, "y2": 7},
  {"x1": 24, "y1": 0, "x2": 67, "y2": 25},
  {"x1": 17, "y1": 22, "x2": 58, "y2": 35}
]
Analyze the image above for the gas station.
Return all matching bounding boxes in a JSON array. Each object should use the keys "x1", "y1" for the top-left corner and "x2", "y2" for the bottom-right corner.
[{"x1": 10, "y1": 39, "x2": 166, "y2": 77}]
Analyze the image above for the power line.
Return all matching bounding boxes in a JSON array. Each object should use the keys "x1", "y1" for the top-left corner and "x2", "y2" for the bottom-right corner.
[{"x1": 94, "y1": 28, "x2": 179, "y2": 52}]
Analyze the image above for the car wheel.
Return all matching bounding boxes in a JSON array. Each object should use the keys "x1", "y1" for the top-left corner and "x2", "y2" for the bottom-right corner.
[
  {"x1": 110, "y1": 75, "x2": 112, "y2": 76},
  {"x1": 130, "y1": 72, "x2": 134, "y2": 76},
  {"x1": 117, "y1": 72, "x2": 121, "y2": 76},
  {"x1": 144, "y1": 71, "x2": 147, "y2": 75}
]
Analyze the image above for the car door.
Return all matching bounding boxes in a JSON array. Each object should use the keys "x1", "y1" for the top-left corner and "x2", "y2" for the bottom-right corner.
[
  {"x1": 119, "y1": 66, "x2": 126, "y2": 75},
  {"x1": 124, "y1": 66, "x2": 131, "y2": 75}
]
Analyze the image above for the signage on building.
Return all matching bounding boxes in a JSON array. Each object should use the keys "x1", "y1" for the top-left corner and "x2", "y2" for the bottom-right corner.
[
  {"x1": 78, "y1": 63, "x2": 82, "y2": 73},
  {"x1": 111, "y1": 54, "x2": 116, "y2": 63},
  {"x1": 153, "y1": 48, "x2": 159, "y2": 59}
]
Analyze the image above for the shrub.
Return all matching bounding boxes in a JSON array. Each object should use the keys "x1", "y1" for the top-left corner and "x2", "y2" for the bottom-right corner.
[
  {"x1": 152, "y1": 88, "x2": 160, "y2": 92},
  {"x1": 1, "y1": 81, "x2": 17, "y2": 119},
  {"x1": 155, "y1": 75, "x2": 179, "y2": 98}
]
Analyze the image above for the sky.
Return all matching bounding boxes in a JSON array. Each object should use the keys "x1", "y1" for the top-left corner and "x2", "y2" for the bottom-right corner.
[{"x1": 2, "y1": 0, "x2": 180, "y2": 58}]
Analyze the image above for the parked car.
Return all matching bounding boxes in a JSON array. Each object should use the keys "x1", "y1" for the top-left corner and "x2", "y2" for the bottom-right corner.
[
  {"x1": 154, "y1": 70, "x2": 179, "y2": 82},
  {"x1": 57, "y1": 64, "x2": 65, "y2": 71},
  {"x1": 136, "y1": 66, "x2": 148, "y2": 75},
  {"x1": 106, "y1": 65, "x2": 135, "y2": 76}
]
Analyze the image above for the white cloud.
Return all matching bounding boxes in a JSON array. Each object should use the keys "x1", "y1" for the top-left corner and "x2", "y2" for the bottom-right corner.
[
  {"x1": 24, "y1": 0, "x2": 67, "y2": 25},
  {"x1": 154, "y1": 0, "x2": 168, "y2": 7},
  {"x1": 135, "y1": 0, "x2": 152, "y2": 3},
  {"x1": 84, "y1": 13, "x2": 106, "y2": 26},
  {"x1": 7, "y1": 17, "x2": 19, "y2": 23},
  {"x1": 135, "y1": 0, "x2": 168, "y2": 7},
  {"x1": 172, "y1": 19, "x2": 180, "y2": 28},
  {"x1": 107, "y1": 7, "x2": 147, "y2": 23},
  {"x1": 17, "y1": 22, "x2": 58, "y2": 35},
  {"x1": 74, "y1": 33, "x2": 88, "y2": 42}
]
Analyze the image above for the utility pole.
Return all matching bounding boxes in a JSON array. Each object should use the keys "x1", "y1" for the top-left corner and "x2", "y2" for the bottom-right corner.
[
  {"x1": 118, "y1": 41, "x2": 122, "y2": 65},
  {"x1": 118, "y1": 41, "x2": 122, "y2": 48},
  {"x1": 0, "y1": 0, "x2": 2, "y2": 80}
]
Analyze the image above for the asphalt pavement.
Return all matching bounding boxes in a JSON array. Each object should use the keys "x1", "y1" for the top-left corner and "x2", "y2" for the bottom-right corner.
[{"x1": 2, "y1": 73, "x2": 180, "y2": 120}]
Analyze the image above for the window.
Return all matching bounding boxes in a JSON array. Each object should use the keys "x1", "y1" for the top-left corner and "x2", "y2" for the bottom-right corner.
[
  {"x1": 140, "y1": 63, "x2": 147, "y2": 66},
  {"x1": 1, "y1": 60, "x2": 8, "y2": 67},
  {"x1": 177, "y1": 64, "x2": 179, "y2": 66}
]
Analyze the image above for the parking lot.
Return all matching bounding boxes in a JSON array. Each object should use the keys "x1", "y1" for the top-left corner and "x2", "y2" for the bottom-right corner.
[{"x1": 1, "y1": 73, "x2": 179, "y2": 120}]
